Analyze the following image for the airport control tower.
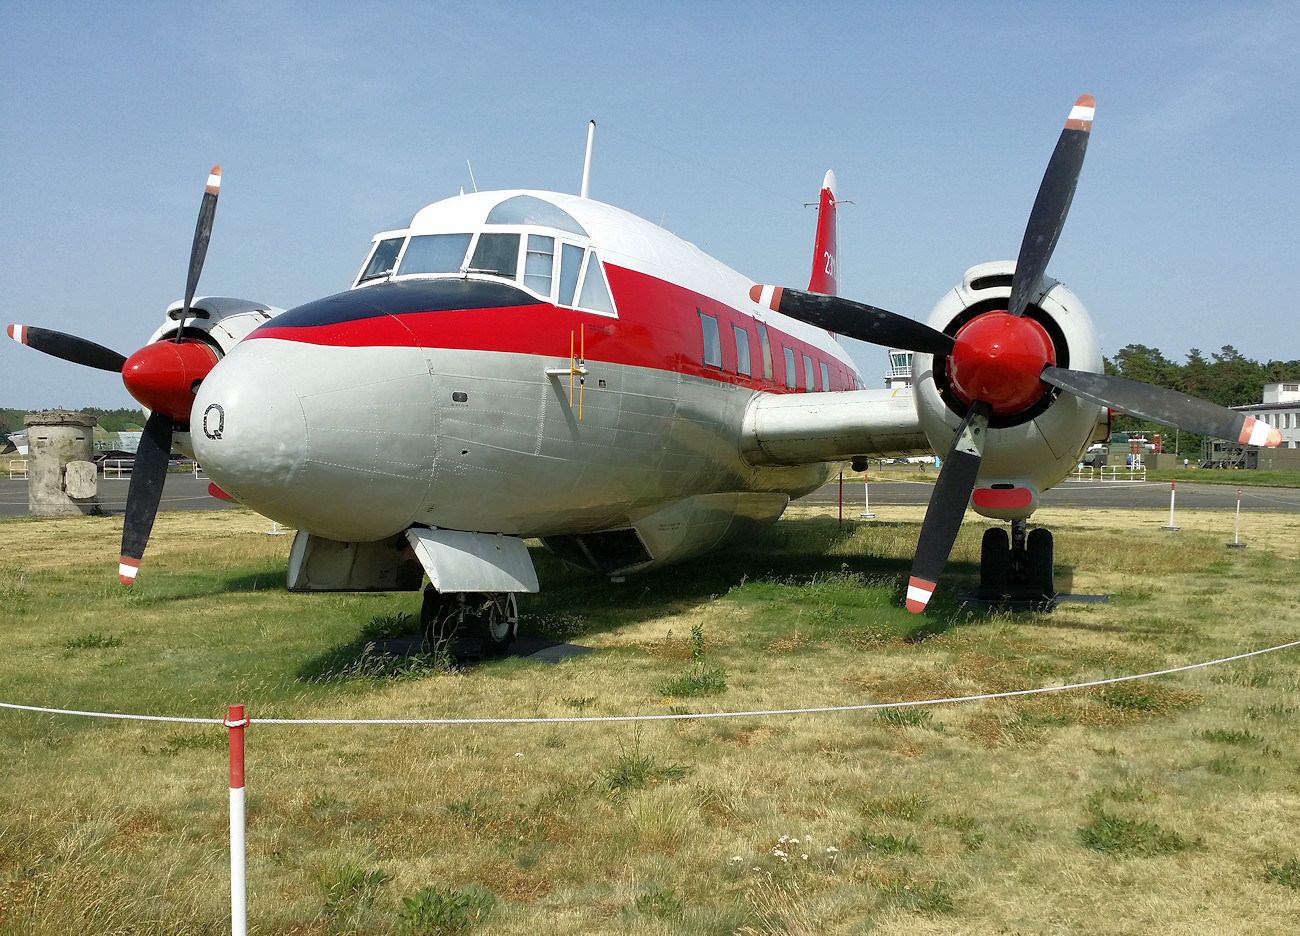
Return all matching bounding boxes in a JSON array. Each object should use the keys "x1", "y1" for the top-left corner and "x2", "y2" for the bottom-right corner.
[{"x1": 884, "y1": 349, "x2": 913, "y2": 390}]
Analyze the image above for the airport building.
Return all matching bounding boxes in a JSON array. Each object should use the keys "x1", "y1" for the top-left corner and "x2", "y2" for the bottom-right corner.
[{"x1": 1205, "y1": 383, "x2": 1300, "y2": 468}]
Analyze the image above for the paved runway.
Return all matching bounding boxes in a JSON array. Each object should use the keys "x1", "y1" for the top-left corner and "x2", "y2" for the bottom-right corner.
[
  {"x1": 3, "y1": 470, "x2": 1299, "y2": 521},
  {"x1": 800, "y1": 476, "x2": 1300, "y2": 512},
  {"x1": 0, "y1": 470, "x2": 232, "y2": 519}
]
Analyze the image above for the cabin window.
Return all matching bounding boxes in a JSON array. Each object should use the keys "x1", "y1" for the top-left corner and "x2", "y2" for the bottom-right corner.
[
  {"x1": 734, "y1": 324, "x2": 751, "y2": 377},
  {"x1": 756, "y1": 323, "x2": 773, "y2": 382},
  {"x1": 700, "y1": 312, "x2": 721, "y2": 368},
  {"x1": 577, "y1": 252, "x2": 615, "y2": 314},
  {"x1": 468, "y1": 233, "x2": 520, "y2": 278},
  {"x1": 524, "y1": 234, "x2": 555, "y2": 296},
  {"x1": 783, "y1": 346, "x2": 796, "y2": 389},
  {"x1": 820, "y1": 361, "x2": 830, "y2": 391},
  {"x1": 557, "y1": 243, "x2": 584, "y2": 306},
  {"x1": 359, "y1": 236, "x2": 404, "y2": 282},
  {"x1": 397, "y1": 233, "x2": 472, "y2": 275},
  {"x1": 803, "y1": 354, "x2": 814, "y2": 392}
]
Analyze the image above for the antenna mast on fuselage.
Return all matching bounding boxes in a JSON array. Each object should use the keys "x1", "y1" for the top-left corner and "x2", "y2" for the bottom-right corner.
[{"x1": 580, "y1": 120, "x2": 595, "y2": 198}]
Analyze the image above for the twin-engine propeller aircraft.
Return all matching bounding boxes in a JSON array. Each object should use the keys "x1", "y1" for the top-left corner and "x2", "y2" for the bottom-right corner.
[{"x1": 9, "y1": 96, "x2": 1282, "y2": 653}]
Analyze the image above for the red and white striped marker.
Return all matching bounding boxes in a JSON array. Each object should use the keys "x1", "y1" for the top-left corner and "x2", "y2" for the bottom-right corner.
[
  {"x1": 225, "y1": 704, "x2": 248, "y2": 936},
  {"x1": 206, "y1": 165, "x2": 222, "y2": 196},
  {"x1": 1229, "y1": 487, "x2": 1247, "y2": 549},
  {"x1": 1163, "y1": 479, "x2": 1180, "y2": 532}
]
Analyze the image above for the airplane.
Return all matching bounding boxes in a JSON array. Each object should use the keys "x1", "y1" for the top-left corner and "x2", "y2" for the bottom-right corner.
[{"x1": 7, "y1": 97, "x2": 1282, "y2": 655}]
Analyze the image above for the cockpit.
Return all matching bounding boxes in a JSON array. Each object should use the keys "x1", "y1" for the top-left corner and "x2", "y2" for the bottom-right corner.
[{"x1": 351, "y1": 193, "x2": 616, "y2": 315}]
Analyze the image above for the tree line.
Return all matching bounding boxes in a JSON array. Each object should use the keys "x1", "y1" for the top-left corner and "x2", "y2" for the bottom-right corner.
[
  {"x1": 1104, "y1": 345, "x2": 1300, "y2": 457},
  {"x1": 1, "y1": 407, "x2": 147, "y2": 443}
]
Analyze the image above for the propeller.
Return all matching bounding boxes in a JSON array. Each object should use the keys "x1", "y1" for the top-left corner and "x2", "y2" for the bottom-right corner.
[
  {"x1": 755, "y1": 94, "x2": 1282, "y2": 612},
  {"x1": 8, "y1": 165, "x2": 225, "y2": 585},
  {"x1": 176, "y1": 166, "x2": 221, "y2": 340},
  {"x1": 906, "y1": 401, "x2": 991, "y2": 613},
  {"x1": 1039, "y1": 367, "x2": 1282, "y2": 448},
  {"x1": 5, "y1": 325, "x2": 127, "y2": 372}
]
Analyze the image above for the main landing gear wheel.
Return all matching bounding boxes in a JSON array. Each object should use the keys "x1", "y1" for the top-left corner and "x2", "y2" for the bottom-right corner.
[
  {"x1": 420, "y1": 588, "x2": 518, "y2": 658},
  {"x1": 977, "y1": 521, "x2": 1055, "y2": 605}
]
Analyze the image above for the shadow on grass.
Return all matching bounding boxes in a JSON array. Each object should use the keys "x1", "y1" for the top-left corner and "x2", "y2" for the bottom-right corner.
[{"x1": 521, "y1": 517, "x2": 983, "y2": 645}]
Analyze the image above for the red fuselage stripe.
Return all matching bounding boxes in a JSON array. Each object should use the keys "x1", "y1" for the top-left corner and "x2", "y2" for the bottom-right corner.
[{"x1": 248, "y1": 265, "x2": 859, "y2": 394}]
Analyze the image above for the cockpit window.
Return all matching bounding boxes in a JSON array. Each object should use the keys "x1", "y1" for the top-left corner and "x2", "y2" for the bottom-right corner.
[
  {"x1": 524, "y1": 234, "x2": 555, "y2": 296},
  {"x1": 359, "y1": 236, "x2": 404, "y2": 282},
  {"x1": 398, "y1": 233, "x2": 472, "y2": 275},
  {"x1": 557, "y1": 243, "x2": 584, "y2": 306},
  {"x1": 486, "y1": 195, "x2": 587, "y2": 236},
  {"x1": 577, "y1": 251, "x2": 614, "y2": 314},
  {"x1": 468, "y1": 233, "x2": 520, "y2": 278}
]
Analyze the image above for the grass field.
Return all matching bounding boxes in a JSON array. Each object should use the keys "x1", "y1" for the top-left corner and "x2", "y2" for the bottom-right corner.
[{"x1": 2, "y1": 502, "x2": 1300, "y2": 934}]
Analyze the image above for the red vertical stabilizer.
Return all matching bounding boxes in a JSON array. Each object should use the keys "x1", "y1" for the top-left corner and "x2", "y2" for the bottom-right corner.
[{"x1": 807, "y1": 170, "x2": 839, "y2": 297}]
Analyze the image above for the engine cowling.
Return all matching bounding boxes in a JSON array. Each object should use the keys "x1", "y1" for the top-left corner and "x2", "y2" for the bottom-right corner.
[
  {"x1": 142, "y1": 296, "x2": 285, "y2": 458},
  {"x1": 912, "y1": 260, "x2": 1109, "y2": 519}
]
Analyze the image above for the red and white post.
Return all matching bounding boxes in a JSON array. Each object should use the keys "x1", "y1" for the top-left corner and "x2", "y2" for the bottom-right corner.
[
  {"x1": 860, "y1": 468, "x2": 875, "y2": 520},
  {"x1": 1162, "y1": 480, "x2": 1180, "y2": 532},
  {"x1": 225, "y1": 704, "x2": 248, "y2": 936},
  {"x1": 1228, "y1": 487, "x2": 1247, "y2": 549}
]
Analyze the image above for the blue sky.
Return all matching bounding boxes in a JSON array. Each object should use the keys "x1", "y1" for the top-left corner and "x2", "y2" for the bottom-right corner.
[{"x1": 3, "y1": 1, "x2": 1298, "y2": 410}]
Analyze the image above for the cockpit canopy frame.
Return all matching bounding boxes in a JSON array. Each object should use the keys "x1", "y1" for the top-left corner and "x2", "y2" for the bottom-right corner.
[{"x1": 351, "y1": 193, "x2": 615, "y2": 316}]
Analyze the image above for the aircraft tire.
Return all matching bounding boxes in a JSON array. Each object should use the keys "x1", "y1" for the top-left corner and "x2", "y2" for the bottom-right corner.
[
  {"x1": 1026, "y1": 528, "x2": 1055, "y2": 597},
  {"x1": 459, "y1": 592, "x2": 517, "y2": 658},
  {"x1": 980, "y1": 527, "x2": 1010, "y2": 593}
]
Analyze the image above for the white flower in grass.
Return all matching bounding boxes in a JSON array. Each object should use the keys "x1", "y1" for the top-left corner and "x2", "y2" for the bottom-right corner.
[
  {"x1": 778, "y1": 835, "x2": 789, "y2": 843},
  {"x1": 790, "y1": 837, "x2": 800, "y2": 844},
  {"x1": 773, "y1": 849, "x2": 786, "y2": 857},
  {"x1": 801, "y1": 854, "x2": 809, "y2": 860},
  {"x1": 826, "y1": 846, "x2": 839, "y2": 854},
  {"x1": 752, "y1": 867, "x2": 761, "y2": 872},
  {"x1": 731, "y1": 856, "x2": 742, "y2": 862}
]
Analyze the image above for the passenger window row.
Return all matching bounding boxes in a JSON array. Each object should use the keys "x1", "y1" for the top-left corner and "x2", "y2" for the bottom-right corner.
[{"x1": 699, "y1": 310, "x2": 845, "y2": 392}]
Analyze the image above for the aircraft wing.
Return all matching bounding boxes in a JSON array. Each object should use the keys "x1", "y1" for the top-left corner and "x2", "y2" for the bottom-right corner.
[{"x1": 740, "y1": 388, "x2": 930, "y2": 467}]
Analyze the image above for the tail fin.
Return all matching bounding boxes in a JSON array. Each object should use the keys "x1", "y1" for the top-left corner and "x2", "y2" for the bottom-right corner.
[{"x1": 807, "y1": 170, "x2": 839, "y2": 296}]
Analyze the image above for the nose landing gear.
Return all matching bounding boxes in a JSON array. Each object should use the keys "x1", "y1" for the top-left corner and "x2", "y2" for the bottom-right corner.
[
  {"x1": 978, "y1": 519, "x2": 1055, "y2": 607},
  {"x1": 420, "y1": 587, "x2": 518, "y2": 658}
]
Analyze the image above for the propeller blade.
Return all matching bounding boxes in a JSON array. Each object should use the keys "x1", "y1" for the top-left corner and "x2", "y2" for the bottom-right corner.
[
  {"x1": 906, "y1": 400, "x2": 993, "y2": 613},
  {"x1": 175, "y1": 165, "x2": 221, "y2": 340},
  {"x1": 119, "y1": 411, "x2": 174, "y2": 586},
  {"x1": 750, "y1": 285, "x2": 955, "y2": 355},
  {"x1": 1040, "y1": 366, "x2": 1283, "y2": 448},
  {"x1": 7, "y1": 324, "x2": 127, "y2": 372},
  {"x1": 1006, "y1": 95, "x2": 1094, "y2": 319}
]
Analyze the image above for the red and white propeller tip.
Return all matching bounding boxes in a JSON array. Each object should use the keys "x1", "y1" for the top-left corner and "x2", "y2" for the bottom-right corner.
[
  {"x1": 1065, "y1": 94, "x2": 1096, "y2": 131},
  {"x1": 206, "y1": 165, "x2": 222, "y2": 195}
]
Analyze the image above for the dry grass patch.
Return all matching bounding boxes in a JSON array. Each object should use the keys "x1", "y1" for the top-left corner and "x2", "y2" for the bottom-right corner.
[{"x1": 4, "y1": 502, "x2": 1300, "y2": 932}]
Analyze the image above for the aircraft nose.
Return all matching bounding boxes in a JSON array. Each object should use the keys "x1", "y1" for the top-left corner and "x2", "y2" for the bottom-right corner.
[{"x1": 192, "y1": 343, "x2": 308, "y2": 510}]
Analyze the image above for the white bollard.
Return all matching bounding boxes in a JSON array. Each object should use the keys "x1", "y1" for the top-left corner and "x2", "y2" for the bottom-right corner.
[
  {"x1": 859, "y1": 469, "x2": 875, "y2": 520},
  {"x1": 226, "y1": 704, "x2": 248, "y2": 936},
  {"x1": 1228, "y1": 487, "x2": 1247, "y2": 549},
  {"x1": 1162, "y1": 479, "x2": 1180, "y2": 532}
]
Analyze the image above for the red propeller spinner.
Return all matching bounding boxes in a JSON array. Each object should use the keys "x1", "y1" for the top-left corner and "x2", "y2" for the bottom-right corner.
[
  {"x1": 944, "y1": 312, "x2": 1055, "y2": 415},
  {"x1": 121, "y1": 339, "x2": 219, "y2": 423}
]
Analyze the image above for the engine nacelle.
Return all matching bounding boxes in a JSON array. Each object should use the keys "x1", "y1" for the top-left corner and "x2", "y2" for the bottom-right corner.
[
  {"x1": 912, "y1": 261, "x2": 1109, "y2": 520},
  {"x1": 145, "y1": 297, "x2": 285, "y2": 458},
  {"x1": 148, "y1": 296, "x2": 285, "y2": 353}
]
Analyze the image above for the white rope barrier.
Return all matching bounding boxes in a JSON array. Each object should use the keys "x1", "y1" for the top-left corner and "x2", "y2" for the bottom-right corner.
[{"x1": 3, "y1": 637, "x2": 1297, "y2": 727}]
